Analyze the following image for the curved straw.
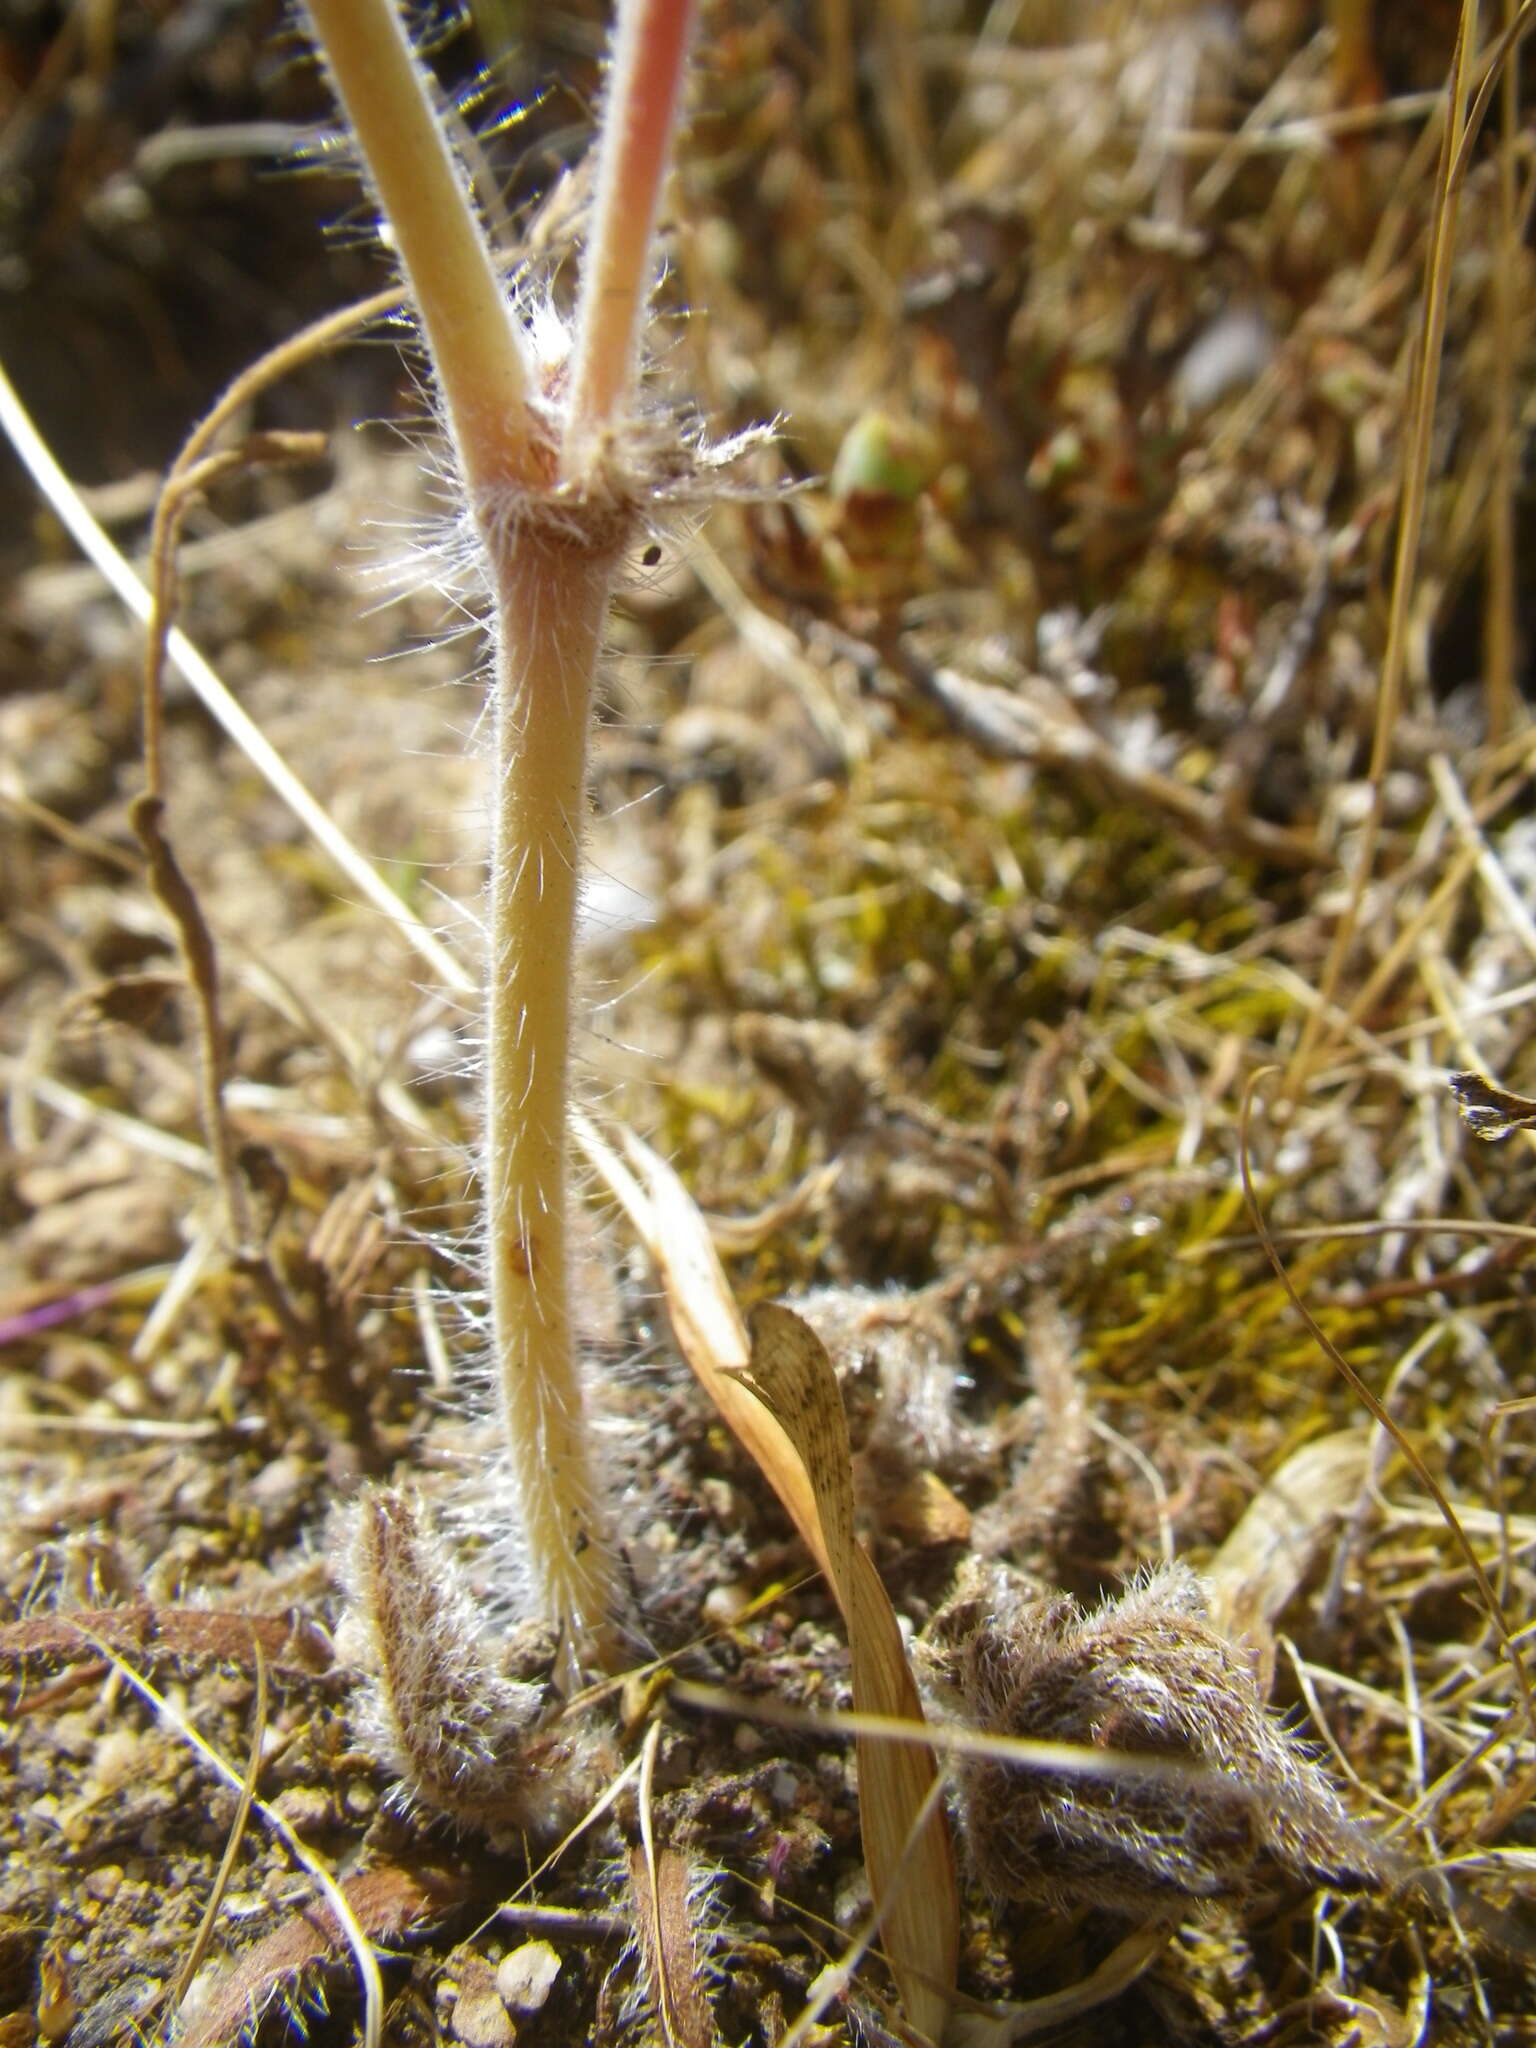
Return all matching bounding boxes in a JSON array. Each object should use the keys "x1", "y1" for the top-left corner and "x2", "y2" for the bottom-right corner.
[{"x1": 0, "y1": 354, "x2": 473, "y2": 999}]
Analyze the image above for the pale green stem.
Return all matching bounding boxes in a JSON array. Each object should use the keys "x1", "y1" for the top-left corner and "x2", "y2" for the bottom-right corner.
[
  {"x1": 563, "y1": 0, "x2": 698, "y2": 471},
  {"x1": 306, "y1": 0, "x2": 537, "y2": 496},
  {"x1": 484, "y1": 539, "x2": 618, "y2": 1657}
]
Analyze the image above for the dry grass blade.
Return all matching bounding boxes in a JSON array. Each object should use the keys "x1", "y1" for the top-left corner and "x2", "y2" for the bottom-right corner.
[
  {"x1": 1480, "y1": 0, "x2": 1523, "y2": 760},
  {"x1": 1428, "y1": 752, "x2": 1536, "y2": 971},
  {"x1": 1448, "y1": 0, "x2": 1536, "y2": 192},
  {"x1": 166, "y1": 1633, "x2": 269, "y2": 2023},
  {"x1": 0, "y1": 1604, "x2": 331, "y2": 1685},
  {"x1": 600, "y1": 1128, "x2": 957, "y2": 2042},
  {"x1": 67, "y1": 1626, "x2": 386, "y2": 2048},
  {"x1": 668, "y1": 1676, "x2": 1362, "y2": 1798},
  {"x1": 0, "y1": 352, "x2": 473, "y2": 999},
  {"x1": 1239, "y1": 1074, "x2": 1536, "y2": 1756},
  {"x1": 1283, "y1": 0, "x2": 1482, "y2": 1097},
  {"x1": 505, "y1": 1751, "x2": 647, "y2": 1905}
]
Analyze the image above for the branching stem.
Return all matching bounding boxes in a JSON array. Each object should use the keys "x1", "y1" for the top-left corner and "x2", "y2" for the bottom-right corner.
[{"x1": 306, "y1": 0, "x2": 699, "y2": 1667}]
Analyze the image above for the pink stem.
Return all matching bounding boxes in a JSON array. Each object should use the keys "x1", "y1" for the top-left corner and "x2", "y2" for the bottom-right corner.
[{"x1": 562, "y1": 0, "x2": 699, "y2": 472}]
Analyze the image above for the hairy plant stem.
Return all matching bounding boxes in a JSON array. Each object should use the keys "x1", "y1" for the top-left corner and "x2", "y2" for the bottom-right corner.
[
  {"x1": 564, "y1": 0, "x2": 698, "y2": 470},
  {"x1": 304, "y1": 0, "x2": 535, "y2": 495},
  {"x1": 307, "y1": 0, "x2": 698, "y2": 1666},
  {"x1": 484, "y1": 539, "x2": 618, "y2": 1661}
]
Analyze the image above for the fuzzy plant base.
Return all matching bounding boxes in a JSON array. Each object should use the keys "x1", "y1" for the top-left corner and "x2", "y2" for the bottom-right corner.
[{"x1": 924, "y1": 1560, "x2": 1383, "y2": 1919}]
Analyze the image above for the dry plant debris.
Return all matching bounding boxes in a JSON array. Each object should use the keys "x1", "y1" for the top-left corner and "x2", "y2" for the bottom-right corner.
[{"x1": 5, "y1": 2, "x2": 1536, "y2": 2045}]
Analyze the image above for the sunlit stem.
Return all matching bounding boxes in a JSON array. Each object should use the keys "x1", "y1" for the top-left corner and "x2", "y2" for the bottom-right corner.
[
  {"x1": 306, "y1": 0, "x2": 536, "y2": 496},
  {"x1": 481, "y1": 539, "x2": 619, "y2": 1662},
  {"x1": 563, "y1": 0, "x2": 698, "y2": 473},
  {"x1": 308, "y1": 0, "x2": 698, "y2": 1667}
]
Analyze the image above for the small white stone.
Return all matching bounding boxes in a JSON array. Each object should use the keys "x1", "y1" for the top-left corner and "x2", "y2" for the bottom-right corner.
[
  {"x1": 701, "y1": 1581, "x2": 750, "y2": 1627},
  {"x1": 495, "y1": 1941, "x2": 560, "y2": 2014},
  {"x1": 1173, "y1": 305, "x2": 1274, "y2": 413}
]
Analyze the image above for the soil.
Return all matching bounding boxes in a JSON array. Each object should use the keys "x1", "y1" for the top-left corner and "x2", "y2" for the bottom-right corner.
[{"x1": 4, "y1": 4, "x2": 1536, "y2": 2046}]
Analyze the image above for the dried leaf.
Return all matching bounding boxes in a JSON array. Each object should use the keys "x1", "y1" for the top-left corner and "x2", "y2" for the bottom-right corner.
[
  {"x1": 1449, "y1": 1069, "x2": 1536, "y2": 1141},
  {"x1": 627, "y1": 1846, "x2": 715, "y2": 2048},
  {"x1": 600, "y1": 1130, "x2": 958, "y2": 2043},
  {"x1": 1206, "y1": 1429, "x2": 1370, "y2": 1664},
  {"x1": 180, "y1": 1862, "x2": 465, "y2": 2048},
  {"x1": 0, "y1": 1603, "x2": 334, "y2": 1695},
  {"x1": 742, "y1": 1303, "x2": 959, "y2": 2041}
]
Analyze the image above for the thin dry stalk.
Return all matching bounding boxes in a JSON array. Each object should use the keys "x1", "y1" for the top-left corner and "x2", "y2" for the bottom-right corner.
[
  {"x1": 166, "y1": 1634, "x2": 269, "y2": 2023},
  {"x1": 1482, "y1": 0, "x2": 1519, "y2": 761},
  {"x1": 143, "y1": 432, "x2": 327, "y2": 797},
  {"x1": 127, "y1": 794, "x2": 246, "y2": 1247},
  {"x1": 666, "y1": 1680, "x2": 1364, "y2": 1824},
  {"x1": 1284, "y1": 0, "x2": 1482, "y2": 1100}
]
